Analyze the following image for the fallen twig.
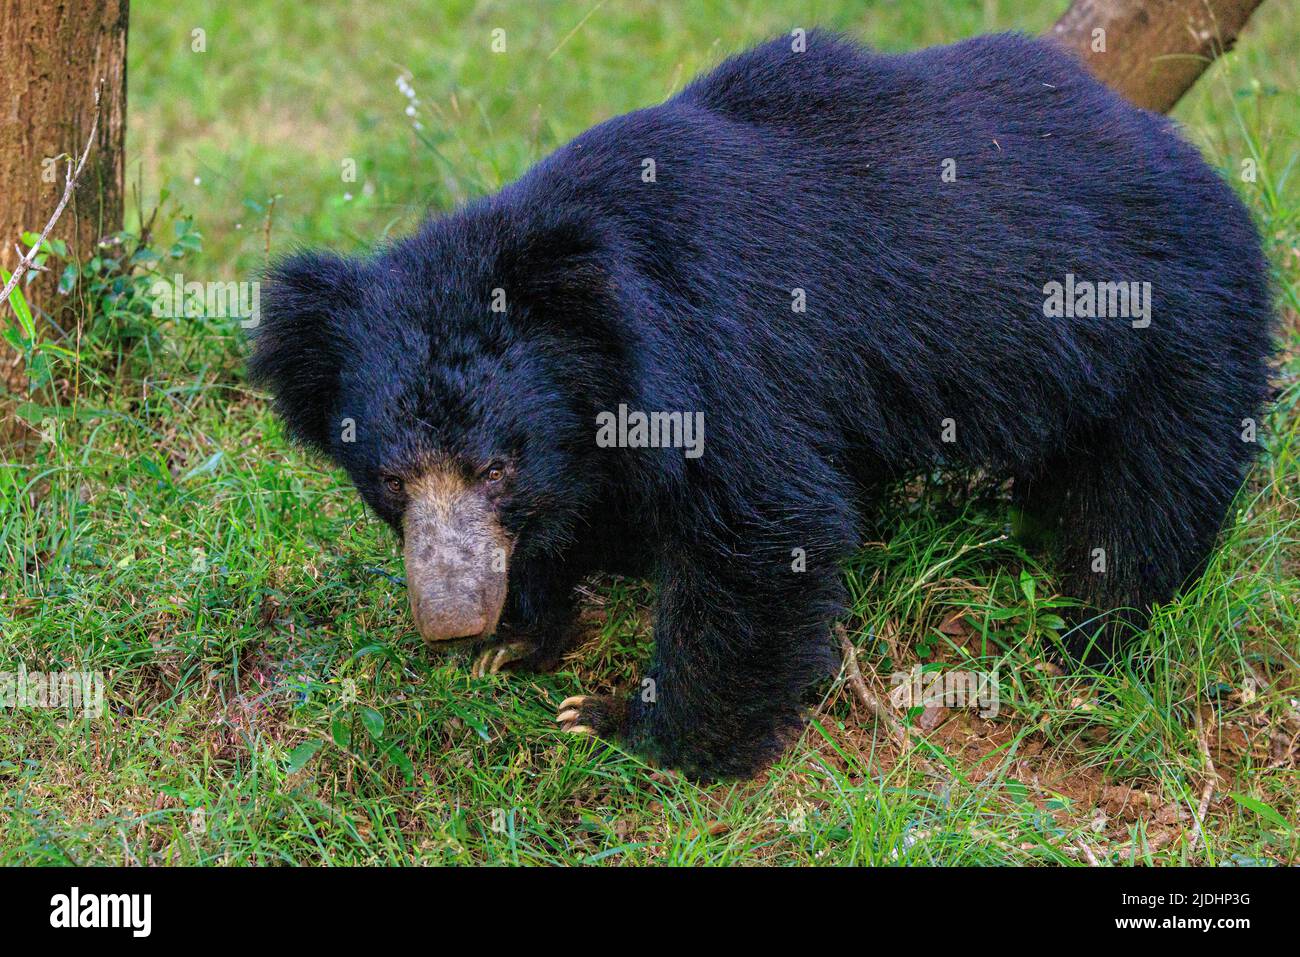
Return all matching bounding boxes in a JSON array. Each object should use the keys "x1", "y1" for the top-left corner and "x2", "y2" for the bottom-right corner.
[
  {"x1": 835, "y1": 623, "x2": 948, "y2": 782},
  {"x1": 1076, "y1": 839, "x2": 1101, "y2": 867},
  {"x1": 1188, "y1": 706, "x2": 1217, "y2": 852},
  {"x1": 0, "y1": 87, "x2": 101, "y2": 310}
]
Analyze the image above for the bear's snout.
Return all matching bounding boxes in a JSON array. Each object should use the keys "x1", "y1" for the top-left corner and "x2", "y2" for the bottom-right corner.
[
  {"x1": 401, "y1": 476, "x2": 510, "y2": 644},
  {"x1": 408, "y1": 581, "x2": 491, "y2": 642}
]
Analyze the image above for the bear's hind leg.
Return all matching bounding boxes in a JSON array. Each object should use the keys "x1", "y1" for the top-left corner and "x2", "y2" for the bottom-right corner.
[{"x1": 1016, "y1": 388, "x2": 1256, "y2": 658}]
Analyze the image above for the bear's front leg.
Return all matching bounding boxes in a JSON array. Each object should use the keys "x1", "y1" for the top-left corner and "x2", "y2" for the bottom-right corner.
[
  {"x1": 471, "y1": 557, "x2": 583, "y2": 676},
  {"x1": 556, "y1": 545, "x2": 845, "y2": 778}
]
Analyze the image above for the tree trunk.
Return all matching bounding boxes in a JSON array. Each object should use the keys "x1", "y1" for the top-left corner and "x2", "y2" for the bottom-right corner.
[
  {"x1": 1049, "y1": 0, "x2": 1266, "y2": 113},
  {"x1": 0, "y1": 0, "x2": 128, "y2": 414}
]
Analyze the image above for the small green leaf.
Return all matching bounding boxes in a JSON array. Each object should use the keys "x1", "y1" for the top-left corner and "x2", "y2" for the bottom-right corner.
[
  {"x1": 379, "y1": 741, "x2": 414, "y2": 783},
  {"x1": 983, "y1": 607, "x2": 1021, "y2": 621},
  {"x1": 57, "y1": 263, "x2": 78, "y2": 295},
  {"x1": 138, "y1": 456, "x2": 172, "y2": 485},
  {"x1": 1004, "y1": 781, "x2": 1030, "y2": 805},
  {"x1": 180, "y1": 450, "x2": 224, "y2": 482},
  {"x1": 360, "y1": 707, "x2": 385, "y2": 740},
  {"x1": 285, "y1": 740, "x2": 322, "y2": 774},
  {"x1": 1228, "y1": 792, "x2": 1291, "y2": 831},
  {"x1": 331, "y1": 716, "x2": 352, "y2": 748},
  {"x1": 1, "y1": 267, "x2": 36, "y2": 339},
  {"x1": 26, "y1": 351, "x2": 52, "y2": 389}
]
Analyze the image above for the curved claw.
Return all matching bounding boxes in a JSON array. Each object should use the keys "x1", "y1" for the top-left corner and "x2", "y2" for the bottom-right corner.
[
  {"x1": 471, "y1": 640, "x2": 535, "y2": 678},
  {"x1": 555, "y1": 694, "x2": 597, "y2": 735}
]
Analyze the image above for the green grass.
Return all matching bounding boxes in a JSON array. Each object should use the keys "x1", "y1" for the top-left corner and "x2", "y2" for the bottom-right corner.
[{"x1": 2, "y1": 0, "x2": 1297, "y2": 865}]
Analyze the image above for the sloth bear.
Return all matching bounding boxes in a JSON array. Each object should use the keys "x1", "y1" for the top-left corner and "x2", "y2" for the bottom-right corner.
[{"x1": 250, "y1": 32, "x2": 1273, "y2": 778}]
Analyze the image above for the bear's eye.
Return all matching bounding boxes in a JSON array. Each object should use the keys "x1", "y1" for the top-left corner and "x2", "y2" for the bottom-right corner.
[
  {"x1": 382, "y1": 475, "x2": 404, "y2": 495},
  {"x1": 485, "y1": 464, "x2": 505, "y2": 484}
]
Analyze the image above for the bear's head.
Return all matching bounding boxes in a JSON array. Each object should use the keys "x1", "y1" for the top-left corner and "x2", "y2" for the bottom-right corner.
[{"x1": 249, "y1": 204, "x2": 626, "y2": 644}]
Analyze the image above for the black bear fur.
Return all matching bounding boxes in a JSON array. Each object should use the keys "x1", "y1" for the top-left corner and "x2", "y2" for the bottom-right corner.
[{"x1": 250, "y1": 32, "x2": 1274, "y2": 778}]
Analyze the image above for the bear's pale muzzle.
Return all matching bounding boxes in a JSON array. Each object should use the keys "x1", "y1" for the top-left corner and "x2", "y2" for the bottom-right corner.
[{"x1": 402, "y1": 473, "x2": 510, "y2": 643}]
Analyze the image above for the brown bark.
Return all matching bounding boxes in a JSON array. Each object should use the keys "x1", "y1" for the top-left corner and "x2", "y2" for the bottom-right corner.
[
  {"x1": 0, "y1": 0, "x2": 128, "y2": 409},
  {"x1": 1049, "y1": 0, "x2": 1267, "y2": 113}
]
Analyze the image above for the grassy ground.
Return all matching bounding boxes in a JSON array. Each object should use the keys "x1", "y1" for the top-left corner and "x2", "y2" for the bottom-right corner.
[{"x1": 1, "y1": 0, "x2": 1297, "y2": 865}]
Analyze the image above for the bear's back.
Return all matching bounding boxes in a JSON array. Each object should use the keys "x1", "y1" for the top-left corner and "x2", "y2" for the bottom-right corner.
[{"x1": 495, "y1": 30, "x2": 1270, "y2": 468}]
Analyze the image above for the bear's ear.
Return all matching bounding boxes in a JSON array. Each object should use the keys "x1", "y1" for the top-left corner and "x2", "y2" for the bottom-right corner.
[
  {"x1": 492, "y1": 214, "x2": 620, "y2": 340},
  {"x1": 249, "y1": 250, "x2": 362, "y2": 456}
]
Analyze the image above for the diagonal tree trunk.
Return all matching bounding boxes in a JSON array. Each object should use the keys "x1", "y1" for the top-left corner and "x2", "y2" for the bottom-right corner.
[{"x1": 1049, "y1": 0, "x2": 1267, "y2": 113}]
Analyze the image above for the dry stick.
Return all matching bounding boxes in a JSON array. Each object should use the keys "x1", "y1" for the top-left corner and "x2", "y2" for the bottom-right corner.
[
  {"x1": 1075, "y1": 839, "x2": 1101, "y2": 867},
  {"x1": 1189, "y1": 707, "x2": 1217, "y2": 852},
  {"x1": 0, "y1": 88, "x2": 102, "y2": 310},
  {"x1": 14, "y1": 244, "x2": 49, "y2": 273},
  {"x1": 262, "y1": 194, "x2": 279, "y2": 262},
  {"x1": 835, "y1": 623, "x2": 948, "y2": 782}
]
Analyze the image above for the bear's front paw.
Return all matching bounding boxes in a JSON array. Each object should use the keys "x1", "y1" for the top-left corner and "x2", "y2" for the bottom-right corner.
[
  {"x1": 470, "y1": 640, "x2": 539, "y2": 678},
  {"x1": 555, "y1": 694, "x2": 627, "y2": 738}
]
